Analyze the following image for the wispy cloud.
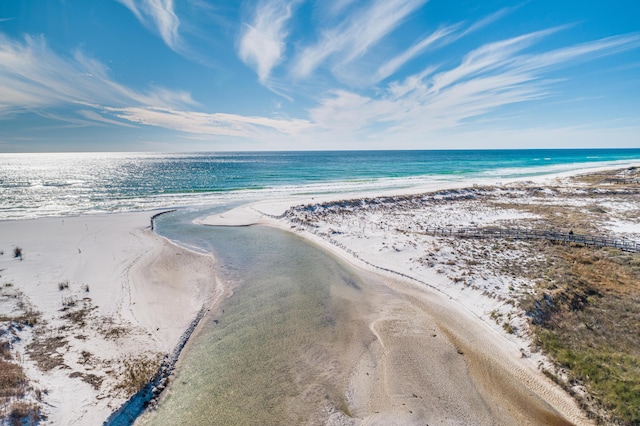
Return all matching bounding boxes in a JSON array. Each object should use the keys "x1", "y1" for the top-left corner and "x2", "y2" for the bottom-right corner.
[
  {"x1": 460, "y1": 5, "x2": 521, "y2": 38},
  {"x1": 374, "y1": 25, "x2": 458, "y2": 83},
  {"x1": 427, "y1": 27, "x2": 563, "y2": 94},
  {"x1": 117, "y1": 0, "x2": 180, "y2": 50},
  {"x1": 77, "y1": 109, "x2": 139, "y2": 128},
  {"x1": 370, "y1": 6, "x2": 520, "y2": 85},
  {"x1": 308, "y1": 30, "x2": 640, "y2": 140},
  {"x1": 514, "y1": 33, "x2": 640, "y2": 73},
  {"x1": 0, "y1": 34, "x2": 194, "y2": 113},
  {"x1": 0, "y1": 32, "x2": 310, "y2": 139},
  {"x1": 292, "y1": 0, "x2": 428, "y2": 79},
  {"x1": 106, "y1": 106, "x2": 312, "y2": 138},
  {"x1": 325, "y1": 0, "x2": 359, "y2": 16},
  {"x1": 238, "y1": 0, "x2": 298, "y2": 84}
]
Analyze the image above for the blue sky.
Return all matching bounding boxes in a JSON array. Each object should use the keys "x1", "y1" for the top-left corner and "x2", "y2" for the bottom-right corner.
[{"x1": 1, "y1": 0, "x2": 639, "y2": 152}]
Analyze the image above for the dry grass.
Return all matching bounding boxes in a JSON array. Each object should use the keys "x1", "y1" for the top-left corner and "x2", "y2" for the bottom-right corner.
[
  {"x1": 12, "y1": 247, "x2": 22, "y2": 259},
  {"x1": 61, "y1": 298, "x2": 96, "y2": 329},
  {"x1": 69, "y1": 371, "x2": 103, "y2": 391},
  {"x1": 115, "y1": 354, "x2": 162, "y2": 395},
  {"x1": 495, "y1": 174, "x2": 640, "y2": 425},
  {"x1": 26, "y1": 335, "x2": 69, "y2": 372},
  {"x1": 0, "y1": 311, "x2": 39, "y2": 328},
  {"x1": 4, "y1": 401, "x2": 41, "y2": 425},
  {"x1": 0, "y1": 359, "x2": 27, "y2": 399},
  {"x1": 1, "y1": 312, "x2": 43, "y2": 424},
  {"x1": 0, "y1": 356, "x2": 42, "y2": 425},
  {"x1": 570, "y1": 166, "x2": 639, "y2": 186},
  {"x1": 521, "y1": 245, "x2": 640, "y2": 425}
]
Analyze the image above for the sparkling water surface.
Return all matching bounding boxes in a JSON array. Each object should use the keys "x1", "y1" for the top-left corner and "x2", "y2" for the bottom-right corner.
[{"x1": 2, "y1": 149, "x2": 640, "y2": 219}]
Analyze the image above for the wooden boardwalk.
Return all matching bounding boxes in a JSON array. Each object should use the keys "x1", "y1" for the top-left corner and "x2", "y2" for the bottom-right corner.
[
  {"x1": 420, "y1": 227, "x2": 640, "y2": 253},
  {"x1": 580, "y1": 173, "x2": 640, "y2": 185}
]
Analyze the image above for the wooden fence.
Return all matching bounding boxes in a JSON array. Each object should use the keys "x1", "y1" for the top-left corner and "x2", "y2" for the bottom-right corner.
[
  {"x1": 581, "y1": 173, "x2": 640, "y2": 185},
  {"x1": 150, "y1": 209, "x2": 176, "y2": 230},
  {"x1": 419, "y1": 227, "x2": 640, "y2": 253}
]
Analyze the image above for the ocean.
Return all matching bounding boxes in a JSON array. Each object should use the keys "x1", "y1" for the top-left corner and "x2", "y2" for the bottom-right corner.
[
  {"x1": 2, "y1": 149, "x2": 640, "y2": 220},
  {"x1": 5, "y1": 149, "x2": 640, "y2": 424}
]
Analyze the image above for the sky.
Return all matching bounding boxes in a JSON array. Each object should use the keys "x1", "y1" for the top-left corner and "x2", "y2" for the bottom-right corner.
[{"x1": 0, "y1": 0, "x2": 639, "y2": 152}]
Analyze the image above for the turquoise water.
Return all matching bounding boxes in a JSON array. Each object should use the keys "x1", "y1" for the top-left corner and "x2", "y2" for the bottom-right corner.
[{"x1": 1, "y1": 149, "x2": 639, "y2": 219}]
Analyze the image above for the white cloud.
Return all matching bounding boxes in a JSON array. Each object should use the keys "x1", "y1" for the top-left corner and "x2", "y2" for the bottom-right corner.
[
  {"x1": 460, "y1": 6, "x2": 520, "y2": 38},
  {"x1": 308, "y1": 30, "x2": 640, "y2": 140},
  {"x1": 106, "y1": 106, "x2": 312, "y2": 138},
  {"x1": 514, "y1": 33, "x2": 640, "y2": 74},
  {"x1": 292, "y1": 0, "x2": 428, "y2": 79},
  {"x1": 77, "y1": 110, "x2": 139, "y2": 128},
  {"x1": 0, "y1": 34, "x2": 195, "y2": 113},
  {"x1": 325, "y1": 0, "x2": 358, "y2": 16},
  {"x1": 0, "y1": 32, "x2": 314, "y2": 141},
  {"x1": 238, "y1": 0, "x2": 297, "y2": 84},
  {"x1": 374, "y1": 25, "x2": 458, "y2": 83},
  {"x1": 117, "y1": 0, "x2": 180, "y2": 50},
  {"x1": 427, "y1": 27, "x2": 561, "y2": 95}
]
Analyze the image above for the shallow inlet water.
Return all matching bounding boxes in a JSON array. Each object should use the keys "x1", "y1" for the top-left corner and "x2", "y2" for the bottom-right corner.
[
  {"x1": 140, "y1": 211, "x2": 374, "y2": 424},
  {"x1": 138, "y1": 208, "x2": 578, "y2": 426}
]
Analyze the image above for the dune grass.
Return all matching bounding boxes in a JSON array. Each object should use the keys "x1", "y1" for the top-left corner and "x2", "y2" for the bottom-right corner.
[
  {"x1": 1, "y1": 319, "x2": 43, "y2": 423},
  {"x1": 519, "y1": 220, "x2": 640, "y2": 424}
]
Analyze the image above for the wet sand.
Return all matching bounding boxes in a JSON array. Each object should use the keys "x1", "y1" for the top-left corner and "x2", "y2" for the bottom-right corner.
[{"x1": 140, "y1": 222, "x2": 588, "y2": 425}]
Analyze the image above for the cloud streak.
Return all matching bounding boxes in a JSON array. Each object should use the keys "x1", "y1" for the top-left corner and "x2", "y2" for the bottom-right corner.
[
  {"x1": 238, "y1": 0, "x2": 297, "y2": 84},
  {"x1": 0, "y1": 34, "x2": 194, "y2": 113},
  {"x1": 292, "y1": 0, "x2": 428, "y2": 79},
  {"x1": 0, "y1": 33, "x2": 310, "y2": 139},
  {"x1": 308, "y1": 30, "x2": 640, "y2": 140},
  {"x1": 2, "y1": 0, "x2": 640, "y2": 150},
  {"x1": 105, "y1": 106, "x2": 312, "y2": 139},
  {"x1": 374, "y1": 25, "x2": 458, "y2": 83},
  {"x1": 117, "y1": 0, "x2": 180, "y2": 50}
]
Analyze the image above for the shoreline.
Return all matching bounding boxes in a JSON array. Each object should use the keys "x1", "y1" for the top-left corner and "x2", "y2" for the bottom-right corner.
[
  {"x1": 1, "y1": 162, "x2": 638, "y2": 424},
  {"x1": 198, "y1": 164, "x2": 640, "y2": 424},
  {"x1": 103, "y1": 305, "x2": 206, "y2": 426},
  {"x1": 0, "y1": 212, "x2": 220, "y2": 425}
]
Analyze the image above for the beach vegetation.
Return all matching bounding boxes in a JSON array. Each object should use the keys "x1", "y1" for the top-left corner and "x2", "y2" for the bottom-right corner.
[
  {"x1": 0, "y1": 311, "x2": 39, "y2": 328},
  {"x1": 502, "y1": 322, "x2": 515, "y2": 334},
  {"x1": 0, "y1": 358, "x2": 26, "y2": 399},
  {"x1": 69, "y1": 371, "x2": 103, "y2": 390},
  {"x1": 61, "y1": 296, "x2": 77, "y2": 310},
  {"x1": 289, "y1": 171, "x2": 640, "y2": 424},
  {"x1": 62, "y1": 308, "x2": 89, "y2": 328},
  {"x1": 6, "y1": 401, "x2": 42, "y2": 424},
  {"x1": 115, "y1": 354, "x2": 162, "y2": 395},
  {"x1": 1, "y1": 325, "x2": 43, "y2": 423},
  {"x1": 524, "y1": 245, "x2": 640, "y2": 425}
]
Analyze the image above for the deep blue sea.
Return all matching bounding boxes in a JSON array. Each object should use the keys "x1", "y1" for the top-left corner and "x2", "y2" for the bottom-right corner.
[{"x1": 1, "y1": 149, "x2": 640, "y2": 220}]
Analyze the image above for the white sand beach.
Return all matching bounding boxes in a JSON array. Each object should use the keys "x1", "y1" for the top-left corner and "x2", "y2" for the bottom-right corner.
[
  {"x1": 198, "y1": 165, "x2": 640, "y2": 425},
  {"x1": 199, "y1": 185, "x2": 592, "y2": 425},
  {"x1": 0, "y1": 212, "x2": 219, "y2": 425},
  {"x1": 2, "y1": 164, "x2": 639, "y2": 424}
]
